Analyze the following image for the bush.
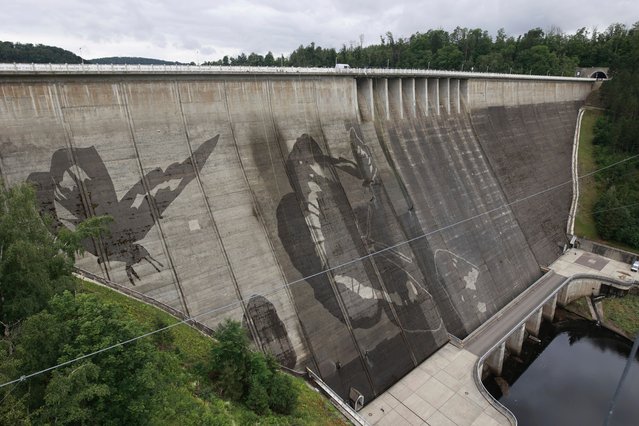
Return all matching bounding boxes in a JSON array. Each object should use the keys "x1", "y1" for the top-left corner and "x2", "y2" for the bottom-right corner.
[
  {"x1": 245, "y1": 376, "x2": 270, "y2": 414},
  {"x1": 209, "y1": 319, "x2": 299, "y2": 415},
  {"x1": 268, "y1": 372, "x2": 298, "y2": 415},
  {"x1": 209, "y1": 320, "x2": 252, "y2": 401}
]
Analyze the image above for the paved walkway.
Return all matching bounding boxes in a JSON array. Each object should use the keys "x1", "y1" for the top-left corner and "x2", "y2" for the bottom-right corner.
[
  {"x1": 360, "y1": 343, "x2": 510, "y2": 426},
  {"x1": 551, "y1": 248, "x2": 638, "y2": 283},
  {"x1": 359, "y1": 248, "x2": 638, "y2": 426}
]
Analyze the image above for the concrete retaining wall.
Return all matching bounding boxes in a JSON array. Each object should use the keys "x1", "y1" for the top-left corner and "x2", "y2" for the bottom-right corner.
[
  {"x1": 557, "y1": 277, "x2": 603, "y2": 305},
  {"x1": 578, "y1": 239, "x2": 638, "y2": 265}
]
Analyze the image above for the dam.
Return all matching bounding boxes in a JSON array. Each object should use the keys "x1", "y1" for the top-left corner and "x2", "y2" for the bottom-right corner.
[{"x1": 0, "y1": 64, "x2": 595, "y2": 403}]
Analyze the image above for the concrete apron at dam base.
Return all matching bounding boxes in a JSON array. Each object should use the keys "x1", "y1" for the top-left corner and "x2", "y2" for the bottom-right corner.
[
  {"x1": 361, "y1": 247, "x2": 638, "y2": 426},
  {"x1": 361, "y1": 344, "x2": 509, "y2": 425}
]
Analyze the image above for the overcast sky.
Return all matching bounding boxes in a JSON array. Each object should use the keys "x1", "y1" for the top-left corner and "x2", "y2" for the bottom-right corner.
[{"x1": 2, "y1": 0, "x2": 637, "y2": 62}]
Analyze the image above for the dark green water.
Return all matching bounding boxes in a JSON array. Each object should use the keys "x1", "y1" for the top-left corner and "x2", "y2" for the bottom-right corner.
[{"x1": 496, "y1": 320, "x2": 639, "y2": 426}]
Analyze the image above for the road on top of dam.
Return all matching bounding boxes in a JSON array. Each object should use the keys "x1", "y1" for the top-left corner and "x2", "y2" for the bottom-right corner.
[
  {"x1": 462, "y1": 271, "x2": 567, "y2": 356},
  {"x1": 359, "y1": 248, "x2": 638, "y2": 426}
]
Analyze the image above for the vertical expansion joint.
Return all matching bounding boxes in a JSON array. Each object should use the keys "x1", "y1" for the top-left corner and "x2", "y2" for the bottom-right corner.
[
  {"x1": 51, "y1": 83, "x2": 112, "y2": 281},
  {"x1": 119, "y1": 82, "x2": 190, "y2": 317},
  {"x1": 217, "y1": 79, "x2": 274, "y2": 349},
  {"x1": 454, "y1": 79, "x2": 461, "y2": 114}
]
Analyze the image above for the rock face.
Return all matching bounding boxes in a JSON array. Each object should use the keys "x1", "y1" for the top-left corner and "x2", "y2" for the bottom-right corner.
[{"x1": 0, "y1": 73, "x2": 590, "y2": 400}]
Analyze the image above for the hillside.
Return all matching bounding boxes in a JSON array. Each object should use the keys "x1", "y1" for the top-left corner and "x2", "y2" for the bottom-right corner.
[
  {"x1": 75, "y1": 278, "x2": 348, "y2": 425},
  {"x1": 0, "y1": 41, "x2": 82, "y2": 63},
  {"x1": 90, "y1": 56, "x2": 184, "y2": 65}
]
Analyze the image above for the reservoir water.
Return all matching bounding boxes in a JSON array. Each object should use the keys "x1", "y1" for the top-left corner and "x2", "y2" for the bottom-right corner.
[{"x1": 495, "y1": 320, "x2": 639, "y2": 426}]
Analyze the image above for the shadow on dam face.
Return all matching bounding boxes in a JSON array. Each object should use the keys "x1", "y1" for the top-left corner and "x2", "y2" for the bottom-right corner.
[{"x1": 0, "y1": 75, "x2": 588, "y2": 400}]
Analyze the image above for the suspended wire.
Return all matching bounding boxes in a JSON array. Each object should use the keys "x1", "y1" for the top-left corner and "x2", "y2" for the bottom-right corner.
[
  {"x1": 591, "y1": 201, "x2": 639, "y2": 215},
  {"x1": 1, "y1": 152, "x2": 638, "y2": 391},
  {"x1": 604, "y1": 331, "x2": 639, "y2": 426},
  {"x1": 578, "y1": 155, "x2": 639, "y2": 215},
  {"x1": 0, "y1": 377, "x2": 24, "y2": 404}
]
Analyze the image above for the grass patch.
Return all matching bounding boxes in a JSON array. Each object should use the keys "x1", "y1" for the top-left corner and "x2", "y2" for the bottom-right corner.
[
  {"x1": 574, "y1": 109, "x2": 603, "y2": 239},
  {"x1": 76, "y1": 278, "x2": 212, "y2": 366},
  {"x1": 602, "y1": 294, "x2": 639, "y2": 337},
  {"x1": 76, "y1": 278, "x2": 347, "y2": 425},
  {"x1": 285, "y1": 380, "x2": 348, "y2": 426}
]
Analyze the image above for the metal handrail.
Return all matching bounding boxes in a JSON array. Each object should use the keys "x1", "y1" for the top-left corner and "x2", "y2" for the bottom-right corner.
[
  {"x1": 0, "y1": 62, "x2": 597, "y2": 82},
  {"x1": 306, "y1": 368, "x2": 370, "y2": 426}
]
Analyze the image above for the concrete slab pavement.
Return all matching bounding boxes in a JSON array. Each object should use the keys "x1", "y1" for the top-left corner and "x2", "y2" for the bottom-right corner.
[
  {"x1": 359, "y1": 343, "x2": 511, "y2": 426},
  {"x1": 551, "y1": 248, "x2": 638, "y2": 283}
]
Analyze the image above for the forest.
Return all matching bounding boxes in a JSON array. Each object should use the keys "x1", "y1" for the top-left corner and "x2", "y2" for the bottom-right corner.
[
  {"x1": 89, "y1": 57, "x2": 184, "y2": 65},
  {"x1": 0, "y1": 41, "x2": 83, "y2": 64},
  {"x1": 205, "y1": 23, "x2": 635, "y2": 76},
  {"x1": 589, "y1": 24, "x2": 639, "y2": 251}
]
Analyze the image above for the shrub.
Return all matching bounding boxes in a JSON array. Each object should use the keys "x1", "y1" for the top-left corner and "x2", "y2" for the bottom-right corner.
[
  {"x1": 245, "y1": 376, "x2": 270, "y2": 414},
  {"x1": 209, "y1": 319, "x2": 299, "y2": 415},
  {"x1": 268, "y1": 372, "x2": 298, "y2": 415}
]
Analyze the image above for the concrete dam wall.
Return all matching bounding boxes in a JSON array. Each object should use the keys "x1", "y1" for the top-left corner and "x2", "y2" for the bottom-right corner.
[{"x1": 0, "y1": 72, "x2": 592, "y2": 400}]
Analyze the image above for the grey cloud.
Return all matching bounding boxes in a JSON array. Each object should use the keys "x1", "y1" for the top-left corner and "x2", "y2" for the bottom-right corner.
[{"x1": 1, "y1": 0, "x2": 637, "y2": 62}]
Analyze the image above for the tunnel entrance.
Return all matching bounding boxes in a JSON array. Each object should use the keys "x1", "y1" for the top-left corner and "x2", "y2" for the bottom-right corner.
[{"x1": 590, "y1": 71, "x2": 608, "y2": 79}]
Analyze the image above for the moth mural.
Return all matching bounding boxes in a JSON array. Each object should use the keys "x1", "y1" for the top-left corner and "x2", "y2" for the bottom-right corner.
[
  {"x1": 27, "y1": 136, "x2": 220, "y2": 284},
  {"x1": 278, "y1": 131, "x2": 443, "y2": 328},
  {"x1": 277, "y1": 129, "x2": 446, "y2": 392}
]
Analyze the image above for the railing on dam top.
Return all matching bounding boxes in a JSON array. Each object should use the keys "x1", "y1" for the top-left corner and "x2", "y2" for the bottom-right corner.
[{"x1": 0, "y1": 62, "x2": 597, "y2": 82}]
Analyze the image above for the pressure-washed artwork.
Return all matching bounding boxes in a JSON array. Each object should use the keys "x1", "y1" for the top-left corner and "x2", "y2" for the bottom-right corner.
[{"x1": 27, "y1": 136, "x2": 219, "y2": 284}]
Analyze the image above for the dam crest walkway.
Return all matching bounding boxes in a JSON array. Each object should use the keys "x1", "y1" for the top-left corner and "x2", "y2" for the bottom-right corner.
[{"x1": 0, "y1": 62, "x2": 596, "y2": 82}]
